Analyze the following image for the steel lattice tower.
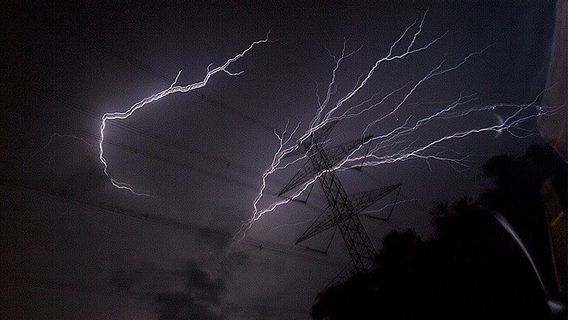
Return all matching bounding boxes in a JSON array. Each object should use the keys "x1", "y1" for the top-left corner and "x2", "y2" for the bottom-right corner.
[{"x1": 279, "y1": 123, "x2": 401, "y2": 272}]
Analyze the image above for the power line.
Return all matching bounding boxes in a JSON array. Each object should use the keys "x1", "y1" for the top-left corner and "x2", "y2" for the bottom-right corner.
[
  {"x1": 52, "y1": 31, "x2": 275, "y2": 133},
  {"x1": 27, "y1": 85, "x2": 328, "y2": 208},
  {"x1": 29, "y1": 86, "x2": 262, "y2": 180},
  {"x1": 279, "y1": 125, "x2": 401, "y2": 272},
  {"x1": 7, "y1": 277, "x2": 310, "y2": 316},
  {"x1": 2, "y1": 180, "x2": 342, "y2": 268}
]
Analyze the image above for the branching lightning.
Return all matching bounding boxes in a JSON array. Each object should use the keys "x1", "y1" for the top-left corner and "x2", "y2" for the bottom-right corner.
[
  {"x1": 28, "y1": 133, "x2": 94, "y2": 164},
  {"x1": 236, "y1": 11, "x2": 560, "y2": 240},
  {"x1": 98, "y1": 36, "x2": 269, "y2": 196},
  {"x1": 269, "y1": 198, "x2": 418, "y2": 233},
  {"x1": 361, "y1": 199, "x2": 418, "y2": 217}
]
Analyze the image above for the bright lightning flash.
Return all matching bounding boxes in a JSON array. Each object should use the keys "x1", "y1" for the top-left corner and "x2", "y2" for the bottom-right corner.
[
  {"x1": 235, "y1": 11, "x2": 560, "y2": 240},
  {"x1": 98, "y1": 36, "x2": 268, "y2": 196}
]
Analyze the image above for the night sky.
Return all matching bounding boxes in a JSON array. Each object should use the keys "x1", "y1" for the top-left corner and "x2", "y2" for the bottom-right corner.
[{"x1": 2, "y1": 1, "x2": 560, "y2": 319}]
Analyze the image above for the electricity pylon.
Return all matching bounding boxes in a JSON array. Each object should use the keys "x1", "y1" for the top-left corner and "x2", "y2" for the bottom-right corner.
[{"x1": 279, "y1": 123, "x2": 401, "y2": 272}]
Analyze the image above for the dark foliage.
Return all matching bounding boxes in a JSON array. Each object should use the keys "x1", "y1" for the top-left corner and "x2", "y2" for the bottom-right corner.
[{"x1": 312, "y1": 145, "x2": 567, "y2": 319}]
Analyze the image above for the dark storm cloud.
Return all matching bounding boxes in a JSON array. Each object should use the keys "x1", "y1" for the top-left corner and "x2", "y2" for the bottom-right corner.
[
  {"x1": 151, "y1": 261, "x2": 227, "y2": 320},
  {"x1": 111, "y1": 260, "x2": 228, "y2": 320},
  {"x1": 158, "y1": 262, "x2": 225, "y2": 320},
  {"x1": 109, "y1": 205, "x2": 251, "y2": 319},
  {"x1": 182, "y1": 261, "x2": 226, "y2": 304},
  {"x1": 196, "y1": 205, "x2": 246, "y2": 251},
  {"x1": 196, "y1": 226, "x2": 232, "y2": 251}
]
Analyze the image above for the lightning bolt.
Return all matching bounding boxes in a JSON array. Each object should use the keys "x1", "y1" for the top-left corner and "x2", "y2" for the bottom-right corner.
[
  {"x1": 235, "y1": 11, "x2": 561, "y2": 240},
  {"x1": 361, "y1": 199, "x2": 419, "y2": 217},
  {"x1": 98, "y1": 35, "x2": 269, "y2": 196},
  {"x1": 28, "y1": 133, "x2": 94, "y2": 164},
  {"x1": 269, "y1": 199, "x2": 418, "y2": 233}
]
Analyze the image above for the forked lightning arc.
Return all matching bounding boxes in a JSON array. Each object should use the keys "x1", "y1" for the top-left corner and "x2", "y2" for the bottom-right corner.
[
  {"x1": 235, "y1": 11, "x2": 559, "y2": 240},
  {"x1": 97, "y1": 36, "x2": 269, "y2": 196}
]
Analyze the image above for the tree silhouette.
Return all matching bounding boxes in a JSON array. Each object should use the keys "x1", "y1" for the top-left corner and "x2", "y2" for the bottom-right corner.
[{"x1": 312, "y1": 144, "x2": 567, "y2": 319}]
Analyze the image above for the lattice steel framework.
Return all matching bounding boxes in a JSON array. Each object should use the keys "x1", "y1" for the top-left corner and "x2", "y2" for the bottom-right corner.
[{"x1": 279, "y1": 127, "x2": 401, "y2": 272}]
